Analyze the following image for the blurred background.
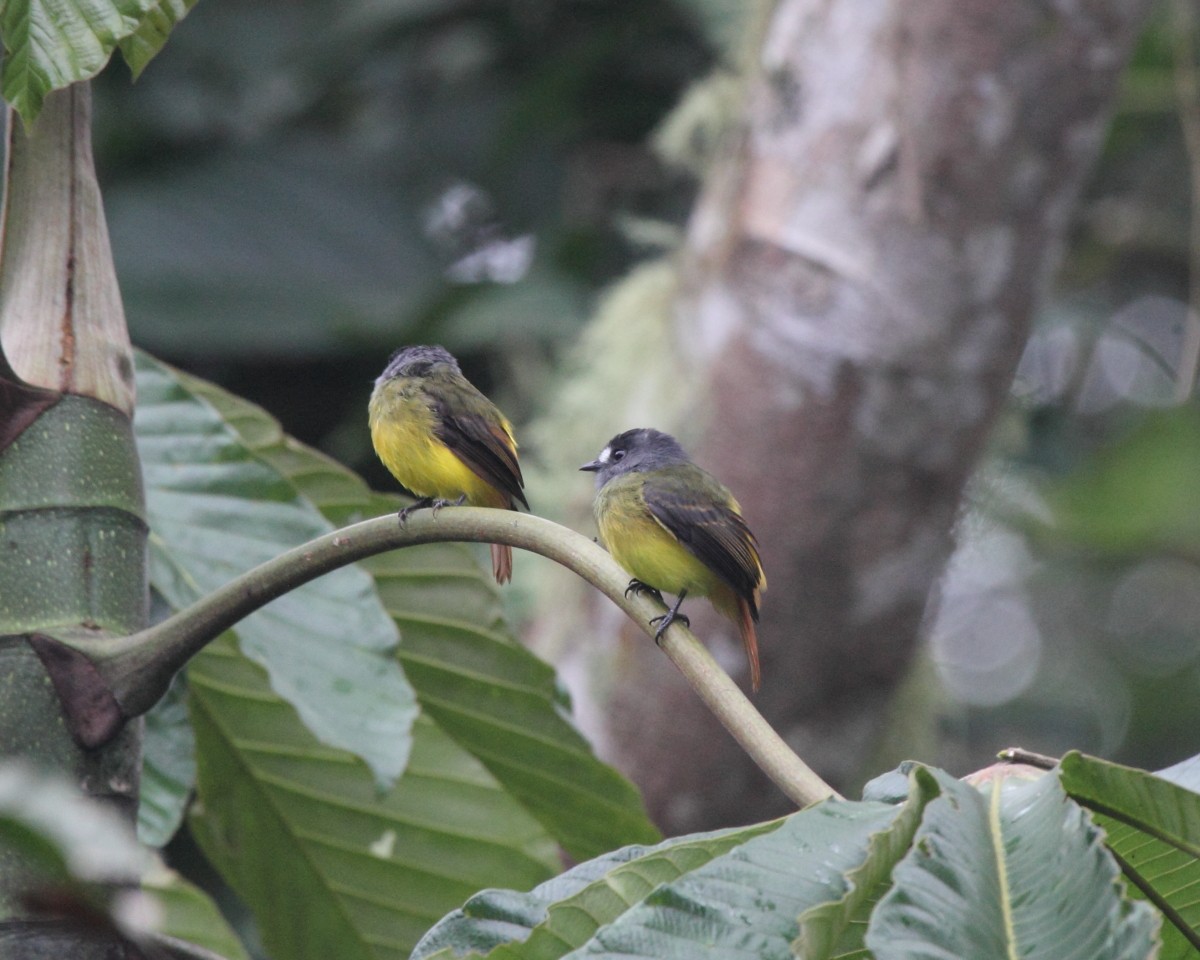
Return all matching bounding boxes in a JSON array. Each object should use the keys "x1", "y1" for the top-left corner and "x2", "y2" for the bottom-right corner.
[{"x1": 82, "y1": 0, "x2": 1200, "y2": 798}]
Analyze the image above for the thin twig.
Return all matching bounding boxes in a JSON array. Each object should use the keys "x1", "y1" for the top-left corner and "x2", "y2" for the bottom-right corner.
[
  {"x1": 997, "y1": 747, "x2": 1060, "y2": 770},
  {"x1": 69, "y1": 509, "x2": 839, "y2": 809}
]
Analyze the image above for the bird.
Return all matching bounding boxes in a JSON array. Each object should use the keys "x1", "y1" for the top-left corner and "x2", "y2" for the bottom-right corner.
[
  {"x1": 581, "y1": 427, "x2": 767, "y2": 691},
  {"x1": 368, "y1": 344, "x2": 527, "y2": 584}
]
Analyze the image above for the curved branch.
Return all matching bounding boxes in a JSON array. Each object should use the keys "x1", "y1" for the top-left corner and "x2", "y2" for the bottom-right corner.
[{"x1": 35, "y1": 508, "x2": 837, "y2": 808}]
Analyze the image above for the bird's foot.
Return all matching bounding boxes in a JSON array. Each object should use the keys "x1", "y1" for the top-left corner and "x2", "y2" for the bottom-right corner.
[
  {"x1": 648, "y1": 591, "x2": 689, "y2": 644},
  {"x1": 648, "y1": 610, "x2": 690, "y2": 643},
  {"x1": 430, "y1": 494, "x2": 467, "y2": 517},
  {"x1": 398, "y1": 497, "x2": 435, "y2": 524},
  {"x1": 624, "y1": 579, "x2": 664, "y2": 604}
]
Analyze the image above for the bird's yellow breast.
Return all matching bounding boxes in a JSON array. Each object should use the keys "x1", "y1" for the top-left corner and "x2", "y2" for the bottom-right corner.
[
  {"x1": 594, "y1": 476, "x2": 724, "y2": 599},
  {"x1": 368, "y1": 379, "x2": 504, "y2": 506}
]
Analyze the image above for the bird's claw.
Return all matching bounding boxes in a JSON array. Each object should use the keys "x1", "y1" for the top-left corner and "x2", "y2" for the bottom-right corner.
[
  {"x1": 399, "y1": 494, "x2": 467, "y2": 523},
  {"x1": 397, "y1": 497, "x2": 435, "y2": 524},
  {"x1": 624, "y1": 579, "x2": 664, "y2": 603},
  {"x1": 429, "y1": 495, "x2": 465, "y2": 517},
  {"x1": 649, "y1": 609, "x2": 689, "y2": 643}
]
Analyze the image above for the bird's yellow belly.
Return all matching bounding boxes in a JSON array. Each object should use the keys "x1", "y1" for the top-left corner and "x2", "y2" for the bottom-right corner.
[
  {"x1": 596, "y1": 489, "x2": 720, "y2": 599},
  {"x1": 369, "y1": 390, "x2": 502, "y2": 507}
]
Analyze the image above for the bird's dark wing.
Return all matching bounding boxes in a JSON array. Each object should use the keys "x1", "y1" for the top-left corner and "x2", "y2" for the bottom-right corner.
[
  {"x1": 430, "y1": 378, "x2": 528, "y2": 508},
  {"x1": 642, "y1": 465, "x2": 764, "y2": 613}
]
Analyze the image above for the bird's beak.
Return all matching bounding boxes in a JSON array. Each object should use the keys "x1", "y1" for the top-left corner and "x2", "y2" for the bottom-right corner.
[{"x1": 579, "y1": 459, "x2": 602, "y2": 472}]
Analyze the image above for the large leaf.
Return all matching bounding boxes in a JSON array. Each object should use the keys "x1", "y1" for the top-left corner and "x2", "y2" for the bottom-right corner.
[
  {"x1": 0, "y1": 0, "x2": 153, "y2": 123},
  {"x1": 1061, "y1": 751, "x2": 1200, "y2": 956},
  {"x1": 412, "y1": 822, "x2": 783, "y2": 960},
  {"x1": 138, "y1": 675, "x2": 196, "y2": 847},
  {"x1": 118, "y1": 0, "x2": 198, "y2": 78},
  {"x1": 415, "y1": 798, "x2": 908, "y2": 960},
  {"x1": 795, "y1": 766, "x2": 941, "y2": 959},
  {"x1": 134, "y1": 351, "x2": 416, "y2": 787},
  {"x1": 180, "y1": 367, "x2": 660, "y2": 862},
  {"x1": 187, "y1": 632, "x2": 559, "y2": 960},
  {"x1": 866, "y1": 768, "x2": 1159, "y2": 960}
]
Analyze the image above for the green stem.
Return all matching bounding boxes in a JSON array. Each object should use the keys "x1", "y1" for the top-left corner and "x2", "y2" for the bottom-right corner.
[{"x1": 53, "y1": 508, "x2": 837, "y2": 808}]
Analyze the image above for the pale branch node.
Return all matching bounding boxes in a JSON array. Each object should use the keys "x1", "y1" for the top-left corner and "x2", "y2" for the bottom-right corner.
[{"x1": 28, "y1": 508, "x2": 838, "y2": 809}]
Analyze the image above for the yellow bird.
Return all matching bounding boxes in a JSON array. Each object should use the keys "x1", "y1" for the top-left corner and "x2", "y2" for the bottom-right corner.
[
  {"x1": 582, "y1": 428, "x2": 767, "y2": 692},
  {"x1": 369, "y1": 345, "x2": 527, "y2": 584}
]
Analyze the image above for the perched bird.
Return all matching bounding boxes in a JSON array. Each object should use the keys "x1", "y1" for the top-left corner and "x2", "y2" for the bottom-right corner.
[
  {"x1": 369, "y1": 345, "x2": 527, "y2": 583},
  {"x1": 581, "y1": 428, "x2": 767, "y2": 691}
]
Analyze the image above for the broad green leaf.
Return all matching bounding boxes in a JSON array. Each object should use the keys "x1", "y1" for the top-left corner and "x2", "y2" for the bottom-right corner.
[
  {"x1": 134, "y1": 351, "x2": 416, "y2": 787},
  {"x1": 370, "y1": 516, "x2": 658, "y2": 862},
  {"x1": 796, "y1": 766, "x2": 942, "y2": 959},
  {"x1": 118, "y1": 0, "x2": 197, "y2": 78},
  {"x1": 0, "y1": 0, "x2": 155, "y2": 124},
  {"x1": 179, "y1": 369, "x2": 660, "y2": 862},
  {"x1": 866, "y1": 768, "x2": 1158, "y2": 960},
  {"x1": 554, "y1": 799, "x2": 901, "y2": 959},
  {"x1": 1061, "y1": 752, "x2": 1200, "y2": 955},
  {"x1": 142, "y1": 862, "x2": 251, "y2": 960},
  {"x1": 413, "y1": 821, "x2": 782, "y2": 960},
  {"x1": 188, "y1": 633, "x2": 558, "y2": 960},
  {"x1": 138, "y1": 675, "x2": 196, "y2": 847}
]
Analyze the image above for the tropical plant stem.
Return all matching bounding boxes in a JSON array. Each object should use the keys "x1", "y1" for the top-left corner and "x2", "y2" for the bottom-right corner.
[{"x1": 69, "y1": 508, "x2": 838, "y2": 808}]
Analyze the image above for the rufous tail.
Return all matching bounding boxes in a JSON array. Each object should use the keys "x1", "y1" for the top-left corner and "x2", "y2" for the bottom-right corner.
[
  {"x1": 491, "y1": 543, "x2": 513, "y2": 585},
  {"x1": 737, "y1": 596, "x2": 762, "y2": 693}
]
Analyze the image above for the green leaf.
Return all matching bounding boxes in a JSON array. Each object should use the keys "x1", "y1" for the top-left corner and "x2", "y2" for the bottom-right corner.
[
  {"x1": 138, "y1": 675, "x2": 196, "y2": 848},
  {"x1": 1061, "y1": 751, "x2": 1200, "y2": 955},
  {"x1": 118, "y1": 0, "x2": 197, "y2": 78},
  {"x1": 866, "y1": 768, "x2": 1159, "y2": 960},
  {"x1": 0, "y1": 0, "x2": 155, "y2": 124},
  {"x1": 569, "y1": 800, "x2": 903, "y2": 959},
  {"x1": 796, "y1": 766, "x2": 942, "y2": 959},
  {"x1": 418, "y1": 799, "x2": 907, "y2": 960},
  {"x1": 187, "y1": 633, "x2": 559, "y2": 960},
  {"x1": 134, "y1": 351, "x2": 416, "y2": 787},
  {"x1": 179, "y1": 368, "x2": 660, "y2": 862},
  {"x1": 413, "y1": 821, "x2": 782, "y2": 960},
  {"x1": 142, "y1": 862, "x2": 251, "y2": 960}
]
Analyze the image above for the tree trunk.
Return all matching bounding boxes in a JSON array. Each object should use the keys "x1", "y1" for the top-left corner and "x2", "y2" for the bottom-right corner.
[
  {"x1": 597, "y1": 0, "x2": 1155, "y2": 833},
  {"x1": 0, "y1": 85, "x2": 146, "y2": 957}
]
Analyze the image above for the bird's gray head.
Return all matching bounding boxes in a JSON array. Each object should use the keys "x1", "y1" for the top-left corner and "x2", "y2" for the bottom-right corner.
[
  {"x1": 580, "y1": 428, "x2": 690, "y2": 488},
  {"x1": 376, "y1": 345, "x2": 461, "y2": 386}
]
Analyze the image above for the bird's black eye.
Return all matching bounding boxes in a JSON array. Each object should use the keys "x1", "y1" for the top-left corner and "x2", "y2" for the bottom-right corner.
[{"x1": 612, "y1": 449, "x2": 626, "y2": 461}]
